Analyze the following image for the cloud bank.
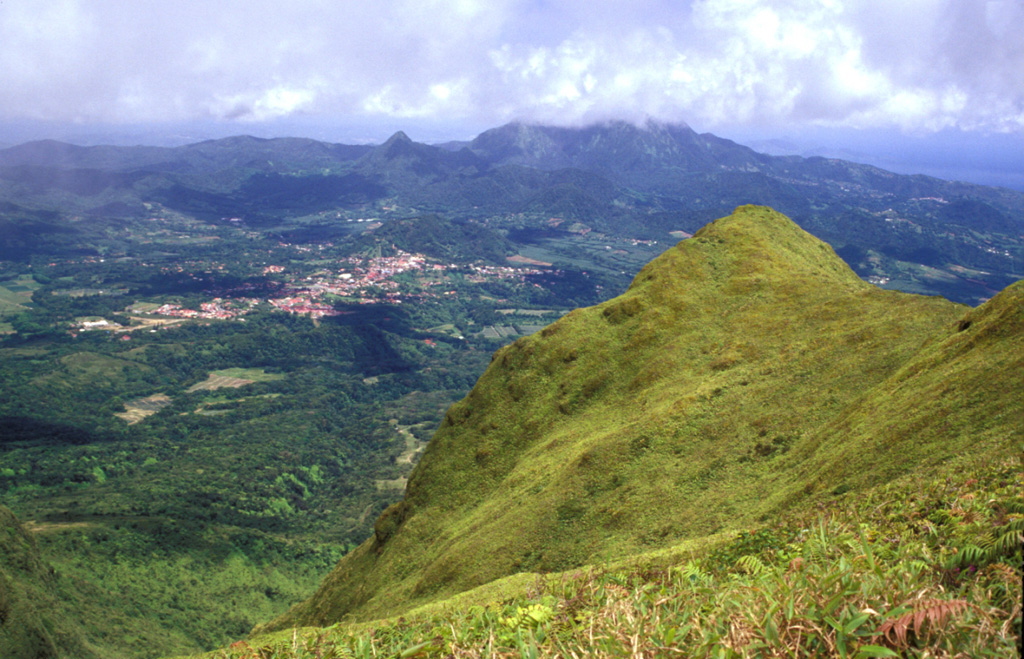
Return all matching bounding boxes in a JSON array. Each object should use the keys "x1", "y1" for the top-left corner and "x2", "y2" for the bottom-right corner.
[{"x1": 1, "y1": 0, "x2": 1021, "y2": 135}]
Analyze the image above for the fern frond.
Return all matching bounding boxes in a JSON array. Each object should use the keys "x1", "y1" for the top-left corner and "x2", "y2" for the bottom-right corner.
[
  {"x1": 877, "y1": 598, "x2": 970, "y2": 649},
  {"x1": 737, "y1": 554, "x2": 766, "y2": 576},
  {"x1": 677, "y1": 561, "x2": 708, "y2": 586},
  {"x1": 993, "y1": 525, "x2": 1023, "y2": 558},
  {"x1": 908, "y1": 559, "x2": 930, "y2": 574},
  {"x1": 801, "y1": 537, "x2": 829, "y2": 566},
  {"x1": 1001, "y1": 500, "x2": 1024, "y2": 514},
  {"x1": 975, "y1": 532, "x2": 997, "y2": 550},
  {"x1": 984, "y1": 562, "x2": 1019, "y2": 585},
  {"x1": 949, "y1": 544, "x2": 986, "y2": 568}
]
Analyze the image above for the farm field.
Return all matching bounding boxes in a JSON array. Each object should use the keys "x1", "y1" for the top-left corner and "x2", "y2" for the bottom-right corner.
[
  {"x1": 0, "y1": 275, "x2": 39, "y2": 315},
  {"x1": 187, "y1": 367, "x2": 285, "y2": 393},
  {"x1": 115, "y1": 393, "x2": 173, "y2": 423}
]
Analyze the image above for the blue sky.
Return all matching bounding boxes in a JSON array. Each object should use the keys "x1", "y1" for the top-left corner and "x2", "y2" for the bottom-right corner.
[{"x1": 1, "y1": 0, "x2": 1022, "y2": 187}]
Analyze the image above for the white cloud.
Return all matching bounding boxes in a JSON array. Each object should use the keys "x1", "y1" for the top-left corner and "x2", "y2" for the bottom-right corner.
[{"x1": 0, "y1": 0, "x2": 1020, "y2": 135}]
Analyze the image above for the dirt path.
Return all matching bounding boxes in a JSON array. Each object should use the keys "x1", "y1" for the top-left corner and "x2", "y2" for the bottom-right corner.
[
  {"x1": 23, "y1": 520, "x2": 95, "y2": 534},
  {"x1": 394, "y1": 425, "x2": 425, "y2": 465},
  {"x1": 375, "y1": 477, "x2": 408, "y2": 491},
  {"x1": 120, "y1": 316, "x2": 188, "y2": 331},
  {"x1": 355, "y1": 502, "x2": 375, "y2": 527},
  {"x1": 374, "y1": 425, "x2": 427, "y2": 491}
]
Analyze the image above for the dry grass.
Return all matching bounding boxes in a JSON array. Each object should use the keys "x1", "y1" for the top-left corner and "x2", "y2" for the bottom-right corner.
[{"x1": 187, "y1": 375, "x2": 255, "y2": 393}]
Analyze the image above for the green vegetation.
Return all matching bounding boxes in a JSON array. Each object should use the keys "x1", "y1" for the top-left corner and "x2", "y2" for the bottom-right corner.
[
  {"x1": 2, "y1": 122, "x2": 1022, "y2": 304},
  {"x1": 2, "y1": 118, "x2": 1023, "y2": 657},
  {"x1": 0, "y1": 505, "x2": 99, "y2": 659},
  {"x1": 0, "y1": 309, "x2": 489, "y2": 657},
  {"x1": 186, "y1": 368, "x2": 285, "y2": 394},
  {"x1": 352, "y1": 215, "x2": 514, "y2": 264},
  {"x1": 0, "y1": 275, "x2": 40, "y2": 316},
  {"x1": 258, "y1": 207, "x2": 1021, "y2": 649},
  {"x1": 209, "y1": 367, "x2": 288, "y2": 382},
  {"x1": 0, "y1": 209, "x2": 591, "y2": 656},
  {"x1": 195, "y1": 453, "x2": 1023, "y2": 658}
]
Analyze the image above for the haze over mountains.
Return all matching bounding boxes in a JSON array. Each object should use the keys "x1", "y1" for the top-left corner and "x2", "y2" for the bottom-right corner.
[{"x1": 1, "y1": 121, "x2": 1022, "y2": 305}]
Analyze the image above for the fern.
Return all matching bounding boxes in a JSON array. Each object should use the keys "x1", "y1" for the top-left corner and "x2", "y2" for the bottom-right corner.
[
  {"x1": 1001, "y1": 500, "x2": 1024, "y2": 515},
  {"x1": 908, "y1": 559, "x2": 930, "y2": 574},
  {"x1": 676, "y1": 560, "x2": 709, "y2": 586},
  {"x1": 992, "y1": 517, "x2": 1024, "y2": 557},
  {"x1": 949, "y1": 543, "x2": 987, "y2": 568},
  {"x1": 946, "y1": 515, "x2": 1024, "y2": 568},
  {"x1": 801, "y1": 522, "x2": 831, "y2": 566},
  {"x1": 737, "y1": 554, "x2": 767, "y2": 575},
  {"x1": 877, "y1": 598, "x2": 971, "y2": 649}
]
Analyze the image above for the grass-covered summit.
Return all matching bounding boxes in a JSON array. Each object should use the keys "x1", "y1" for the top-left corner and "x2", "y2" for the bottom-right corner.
[{"x1": 261, "y1": 205, "x2": 1022, "y2": 631}]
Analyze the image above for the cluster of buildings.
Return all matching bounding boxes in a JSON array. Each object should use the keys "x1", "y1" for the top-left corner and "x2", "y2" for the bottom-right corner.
[
  {"x1": 276, "y1": 251, "x2": 452, "y2": 309},
  {"x1": 143, "y1": 250, "x2": 547, "y2": 322},
  {"x1": 463, "y1": 264, "x2": 545, "y2": 284},
  {"x1": 159, "y1": 260, "x2": 228, "y2": 275},
  {"x1": 152, "y1": 298, "x2": 259, "y2": 320},
  {"x1": 267, "y1": 296, "x2": 341, "y2": 318}
]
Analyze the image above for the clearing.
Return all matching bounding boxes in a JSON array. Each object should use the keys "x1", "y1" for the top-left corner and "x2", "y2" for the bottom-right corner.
[
  {"x1": 186, "y1": 367, "x2": 284, "y2": 393},
  {"x1": 375, "y1": 424, "x2": 427, "y2": 491},
  {"x1": 115, "y1": 394, "x2": 173, "y2": 424}
]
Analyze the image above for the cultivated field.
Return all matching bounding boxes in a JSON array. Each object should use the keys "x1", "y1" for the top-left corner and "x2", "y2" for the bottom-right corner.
[
  {"x1": 0, "y1": 275, "x2": 39, "y2": 316},
  {"x1": 115, "y1": 394, "x2": 173, "y2": 424},
  {"x1": 186, "y1": 367, "x2": 284, "y2": 392}
]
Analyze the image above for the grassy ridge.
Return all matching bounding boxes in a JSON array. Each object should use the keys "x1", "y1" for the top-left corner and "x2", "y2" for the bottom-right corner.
[{"x1": 259, "y1": 206, "x2": 1021, "y2": 632}]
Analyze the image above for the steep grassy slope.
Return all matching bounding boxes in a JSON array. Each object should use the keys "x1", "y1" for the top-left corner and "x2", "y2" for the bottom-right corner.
[
  {"x1": 206, "y1": 453, "x2": 1024, "y2": 658},
  {"x1": 792, "y1": 273, "x2": 1024, "y2": 493},
  {"x1": 260, "y1": 205, "x2": 1021, "y2": 632},
  {"x1": 0, "y1": 506, "x2": 97, "y2": 659}
]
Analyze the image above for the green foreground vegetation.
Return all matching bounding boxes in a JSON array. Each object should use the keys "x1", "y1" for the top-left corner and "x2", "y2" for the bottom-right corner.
[
  {"x1": 195, "y1": 453, "x2": 1023, "y2": 658},
  {"x1": 262, "y1": 207, "x2": 1022, "y2": 630}
]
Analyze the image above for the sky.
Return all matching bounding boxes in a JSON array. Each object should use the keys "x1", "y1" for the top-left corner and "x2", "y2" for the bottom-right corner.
[{"x1": 1, "y1": 0, "x2": 1022, "y2": 187}]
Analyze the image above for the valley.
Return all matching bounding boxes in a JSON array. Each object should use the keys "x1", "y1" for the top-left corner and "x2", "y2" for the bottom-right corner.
[{"x1": 0, "y1": 209, "x2": 622, "y2": 657}]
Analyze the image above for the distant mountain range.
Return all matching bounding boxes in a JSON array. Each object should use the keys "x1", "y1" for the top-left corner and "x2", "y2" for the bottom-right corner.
[{"x1": 1, "y1": 120, "x2": 1022, "y2": 304}]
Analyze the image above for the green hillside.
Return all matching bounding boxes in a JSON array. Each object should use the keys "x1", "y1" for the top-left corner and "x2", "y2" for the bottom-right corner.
[
  {"x1": 261, "y1": 205, "x2": 1022, "y2": 633},
  {"x1": 202, "y1": 451, "x2": 1024, "y2": 657},
  {"x1": 0, "y1": 506, "x2": 98, "y2": 659}
]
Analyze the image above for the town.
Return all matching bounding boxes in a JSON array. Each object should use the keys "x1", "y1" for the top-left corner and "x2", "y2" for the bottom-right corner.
[{"x1": 144, "y1": 250, "x2": 551, "y2": 321}]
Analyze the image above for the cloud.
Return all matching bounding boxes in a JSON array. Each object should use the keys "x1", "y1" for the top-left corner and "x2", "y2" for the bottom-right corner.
[{"x1": 0, "y1": 0, "x2": 1020, "y2": 134}]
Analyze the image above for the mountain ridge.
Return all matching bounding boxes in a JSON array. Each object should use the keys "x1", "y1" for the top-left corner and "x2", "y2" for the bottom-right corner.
[
  {"x1": 258, "y1": 206, "x2": 1021, "y2": 631},
  {"x1": 468, "y1": 120, "x2": 764, "y2": 183}
]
